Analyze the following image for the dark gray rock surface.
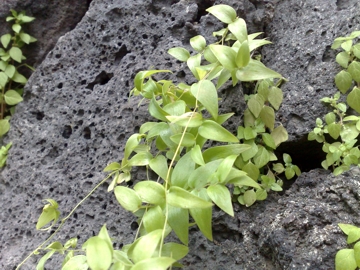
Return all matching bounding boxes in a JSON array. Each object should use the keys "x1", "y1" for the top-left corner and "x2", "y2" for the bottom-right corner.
[
  {"x1": 0, "y1": 0, "x2": 92, "y2": 68},
  {"x1": 0, "y1": 0, "x2": 359, "y2": 269}
]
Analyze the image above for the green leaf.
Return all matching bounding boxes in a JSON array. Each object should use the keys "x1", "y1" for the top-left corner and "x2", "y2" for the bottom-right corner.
[
  {"x1": 36, "y1": 199, "x2": 60, "y2": 230},
  {"x1": 336, "y1": 51, "x2": 350, "y2": 68},
  {"x1": 203, "y1": 144, "x2": 251, "y2": 162},
  {"x1": 271, "y1": 125, "x2": 288, "y2": 146},
  {"x1": 168, "y1": 205, "x2": 189, "y2": 245},
  {"x1": 134, "y1": 181, "x2": 165, "y2": 205},
  {"x1": 339, "y1": 224, "x2": 360, "y2": 235},
  {"x1": 172, "y1": 151, "x2": 195, "y2": 188},
  {"x1": 216, "y1": 68, "x2": 231, "y2": 89},
  {"x1": 0, "y1": 119, "x2": 10, "y2": 136},
  {"x1": 203, "y1": 46, "x2": 218, "y2": 63},
  {"x1": 168, "y1": 47, "x2": 190, "y2": 62},
  {"x1": 268, "y1": 87, "x2": 283, "y2": 110},
  {"x1": 128, "y1": 152, "x2": 153, "y2": 166},
  {"x1": 168, "y1": 186, "x2": 213, "y2": 209},
  {"x1": 170, "y1": 132, "x2": 195, "y2": 147},
  {"x1": 190, "y1": 144, "x2": 205, "y2": 166},
  {"x1": 348, "y1": 61, "x2": 360, "y2": 83},
  {"x1": 236, "y1": 60, "x2": 282, "y2": 81},
  {"x1": 347, "y1": 227, "x2": 360, "y2": 244},
  {"x1": 325, "y1": 112, "x2": 336, "y2": 125},
  {"x1": 4, "y1": 90, "x2": 23, "y2": 105},
  {"x1": 354, "y1": 242, "x2": 360, "y2": 267},
  {"x1": 229, "y1": 174, "x2": 261, "y2": 189},
  {"x1": 260, "y1": 106, "x2": 275, "y2": 131},
  {"x1": 190, "y1": 35, "x2": 206, "y2": 52},
  {"x1": 198, "y1": 120, "x2": 239, "y2": 143},
  {"x1": 12, "y1": 24, "x2": 21, "y2": 33},
  {"x1": 209, "y1": 45, "x2": 237, "y2": 70},
  {"x1": 143, "y1": 205, "x2": 165, "y2": 233},
  {"x1": 0, "y1": 72, "x2": 7, "y2": 88},
  {"x1": 128, "y1": 230, "x2": 163, "y2": 263},
  {"x1": 36, "y1": 250, "x2": 56, "y2": 270},
  {"x1": 248, "y1": 39, "x2": 272, "y2": 52},
  {"x1": 335, "y1": 249, "x2": 357, "y2": 270},
  {"x1": 166, "y1": 112, "x2": 203, "y2": 128},
  {"x1": 104, "y1": 162, "x2": 121, "y2": 172},
  {"x1": 62, "y1": 255, "x2": 88, "y2": 270},
  {"x1": 191, "y1": 80, "x2": 218, "y2": 119},
  {"x1": 86, "y1": 236, "x2": 112, "y2": 270},
  {"x1": 114, "y1": 186, "x2": 141, "y2": 212},
  {"x1": 272, "y1": 163, "x2": 284, "y2": 174},
  {"x1": 229, "y1": 18, "x2": 248, "y2": 43},
  {"x1": 1, "y1": 34, "x2": 11, "y2": 48},
  {"x1": 188, "y1": 159, "x2": 222, "y2": 189},
  {"x1": 149, "y1": 155, "x2": 168, "y2": 180},
  {"x1": 134, "y1": 70, "x2": 170, "y2": 92},
  {"x1": 131, "y1": 257, "x2": 176, "y2": 270},
  {"x1": 347, "y1": 87, "x2": 360, "y2": 113},
  {"x1": 149, "y1": 97, "x2": 169, "y2": 122},
  {"x1": 207, "y1": 184, "x2": 234, "y2": 216},
  {"x1": 247, "y1": 94, "x2": 264, "y2": 118},
  {"x1": 328, "y1": 123, "x2": 341, "y2": 140},
  {"x1": 20, "y1": 32, "x2": 31, "y2": 44},
  {"x1": 187, "y1": 53, "x2": 201, "y2": 80},
  {"x1": 242, "y1": 162, "x2": 259, "y2": 181},
  {"x1": 253, "y1": 146, "x2": 270, "y2": 168},
  {"x1": 241, "y1": 140, "x2": 258, "y2": 162},
  {"x1": 9, "y1": 47, "x2": 22, "y2": 63},
  {"x1": 285, "y1": 167, "x2": 295, "y2": 179},
  {"x1": 189, "y1": 189, "x2": 213, "y2": 241},
  {"x1": 161, "y1": 243, "x2": 189, "y2": 260},
  {"x1": 215, "y1": 155, "x2": 238, "y2": 183},
  {"x1": 354, "y1": 43, "x2": 360, "y2": 59},
  {"x1": 12, "y1": 71, "x2": 27, "y2": 84},
  {"x1": 341, "y1": 40, "x2": 353, "y2": 52},
  {"x1": 256, "y1": 189, "x2": 268, "y2": 201},
  {"x1": 243, "y1": 189, "x2": 256, "y2": 207},
  {"x1": 262, "y1": 133, "x2": 276, "y2": 149},
  {"x1": 335, "y1": 70, "x2": 352, "y2": 94},
  {"x1": 244, "y1": 127, "x2": 257, "y2": 140},
  {"x1": 206, "y1": 4, "x2": 237, "y2": 24},
  {"x1": 4, "y1": 64, "x2": 15, "y2": 78}
]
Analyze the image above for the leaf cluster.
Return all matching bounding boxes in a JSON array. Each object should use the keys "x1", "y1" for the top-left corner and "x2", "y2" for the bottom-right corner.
[
  {"x1": 0, "y1": 10, "x2": 36, "y2": 168},
  {"x1": 335, "y1": 223, "x2": 360, "y2": 270},
  {"x1": 308, "y1": 31, "x2": 360, "y2": 175},
  {"x1": 28, "y1": 5, "x2": 299, "y2": 270}
]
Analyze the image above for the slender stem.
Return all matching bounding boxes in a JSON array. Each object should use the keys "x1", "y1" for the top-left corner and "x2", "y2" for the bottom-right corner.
[{"x1": 16, "y1": 172, "x2": 114, "y2": 269}]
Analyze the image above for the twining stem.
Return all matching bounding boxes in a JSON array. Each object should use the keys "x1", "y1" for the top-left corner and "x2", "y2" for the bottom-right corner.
[{"x1": 16, "y1": 172, "x2": 115, "y2": 269}]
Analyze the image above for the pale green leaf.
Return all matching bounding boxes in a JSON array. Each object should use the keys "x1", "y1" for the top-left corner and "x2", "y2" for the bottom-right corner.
[
  {"x1": 171, "y1": 151, "x2": 195, "y2": 189},
  {"x1": 335, "y1": 249, "x2": 356, "y2": 270},
  {"x1": 36, "y1": 199, "x2": 60, "y2": 230},
  {"x1": 260, "y1": 106, "x2": 275, "y2": 131},
  {"x1": 143, "y1": 205, "x2": 165, "y2": 233},
  {"x1": 191, "y1": 80, "x2": 218, "y2": 119},
  {"x1": 149, "y1": 155, "x2": 168, "y2": 180},
  {"x1": 354, "y1": 242, "x2": 360, "y2": 267},
  {"x1": 247, "y1": 94, "x2": 264, "y2": 118},
  {"x1": 1, "y1": 34, "x2": 11, "y2": 48},
  {"x1": 168, "y1": 47, "x2": 190, "y2": 62},
  {"x1": 61, "y1": 255, "x2": 88, "y2": 270},
  {"x1": 242, "y1": 162, "x2": 259, "y2": 181},
  {"x1": 335, "y1": 70, "x2": 352, "y2": 94},
  {"x1": 168, "y1": 205, "x2": 189, "y2": 245},
  {"x1": 253, "y1": 146, "x2": 270, "y2": 168},
  {"x1": 198, "y1": 120, "x2": 239, "y2": 142},
  {"x1": 216, "y1": 68, "x2": 231, "y2": 89},
  {"x1": 103, "y1": 162, "x2": 121, "y2": 172},
  {"x1": 207, "y1": 184, "x2": 234, "y2": 216},
  {"x1": 170, "y1": 132, "x2": 195, "y2": 147},
  {"x1": 9, "y1": 47, "x2": 22, "y2": 63},
  {"x1": 243, "y1": 189, "x2": 256, "y2": 207},
  {"x1": 268, "y1": 86, "x2": 283, "y2": 110},
  {"x1": 271, "y1": 125, "x2": 288, "y2": 146},
  {"x1": 229, "y1": 18, "x2": 248, "y2": 43},
  {"x1": 206, "y1": 4, "x2": 237, "y2": 24},
  {"x1": 188, "y1": 160, "x2": 222, "y2": 189},
  {"x1": 86, "y1": 236, "x2": 112, "y2": 270},
  {"x1": 348, "y1": 61, "x2": 360, "y2": 83},
  {"x1": 354, "y1": 43, "x2": 360, "y2": 59},
  {"x1": 12, "y1": 71, "x2": 27, "y2": 84},
  {"x1": 209, "y1": 44, "x2": 237, "y2": 70},
  {"x1": 347, "y1": 87, "x2": 360, "y2": 113},
  {"x1": 241, "y1": 140, "x2": 258, "y2": 162},
  {"x1": 236, "y1": 60, "x2": 282, "y2": 81},
  {"x1": 336, "y1": 51, "x2": 350, "y2": 68},
  {"x1": 12, "y1": 24, "x2": 21, "y2": 33},
  {"x1": 0, "y1": 119, "x2": 10, "y2": 136},
  {"x1": 328, "y1": 123, "x2": 341, "y2": 140},
  {"x1": 168, "y1": 186, "x2": 213, "y2": 208},
  {"x1": 190, "y1": 35, "x2": 206, "y2": 52},
  {"x1": 161, "y1": 243, "x2": 189, "y2": 260},
  {"x1": 131, "y1": 257, "x2": 176, "y2": 270},
  {"x1": 134, "y1": 181, "x2": 165, "y2": 205},
  {"x1": 4, "y1": 90, "x2": 23, "y2": 105},
  {"x1": 128, "y1": 230, "x2": 163, "y2": 263},
  {"x1": 114, "y1": 186, "x2": 141, "y2": 212},
  {"x1": 203, "y1": 144, "x2": 251, "y2": 162},
  {"x1": 4, "y1": 64, "x2": 15, "y2": 78},
  {"x1": 128, "y1": 151, "x2": 153, "y2": 166},
  {"x1": 341, "y1": 40, "x2": 353, "y2": 52},
  {"x1": 262, "y1": 133, "x2": 276, "y2": 149},
  {"x1": 36, "y1": 250, "x2": 56, "y2": 270},
  {"x1": 187, "y1": 54, "x2": 201, "y2": 80},
  {"x1": 134, "y1": 70, "x2": 170, "y2": 92},
  {"x1": 190, "y1": 144, "x2": 205, "y2": 166},
  {"x1": 20, "y1": 32, "x2": 31, "y2": 44},
  {"x1": 215, "y1": 155, "x2": 238, "y2": 183}
]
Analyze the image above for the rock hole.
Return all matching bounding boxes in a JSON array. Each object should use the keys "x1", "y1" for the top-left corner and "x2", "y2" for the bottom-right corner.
[
  {"x1": 83, "y1": 127, "x2": 91, "y2": 139},
  {"x1": 86, "y1": 71, "x2": 114, "y2": 90},
  {"x1": 62, "y1": 125, "x2": 72, "y2": 139},
  {"x1": 114, "y1": 44, "x2": 130, "y2": 65},
  {"x1": 196, "y1": 0, "x2": 216, "y2": 23}
]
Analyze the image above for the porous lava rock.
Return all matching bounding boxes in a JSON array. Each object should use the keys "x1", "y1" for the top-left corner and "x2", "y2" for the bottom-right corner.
[{"x1": 0, "y1": 0, "x2": 359, "y2": 269}]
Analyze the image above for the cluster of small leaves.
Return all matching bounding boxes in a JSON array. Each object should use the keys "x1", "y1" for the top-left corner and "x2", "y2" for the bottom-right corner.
[
  {"x1": 27, "y1": 5, "x2": 300, "y2": 270},
  {"x1": 308, "y1": 31, "x2": 360, "y2": 175},
  {"x1": 335, "y1": 224, "x2": 360, "y2": 270},
  {"x1": 0, "y1": 10, "x2": 36, "y2": 167}
]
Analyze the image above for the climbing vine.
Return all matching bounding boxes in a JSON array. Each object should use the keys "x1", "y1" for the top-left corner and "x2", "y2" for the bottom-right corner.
[{"x1": 17, "y1": 5, "x2": 299, "y2": 270}]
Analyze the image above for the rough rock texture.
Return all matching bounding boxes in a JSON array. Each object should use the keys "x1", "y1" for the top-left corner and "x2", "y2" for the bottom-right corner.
[
  {"x1": 0, "y1": 0, "x2": 92, "y2": 68},
  {"x1": 0, "y1": 0, "x2": 360, "y2": 269}
]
